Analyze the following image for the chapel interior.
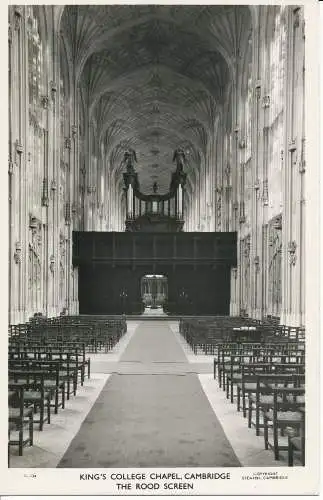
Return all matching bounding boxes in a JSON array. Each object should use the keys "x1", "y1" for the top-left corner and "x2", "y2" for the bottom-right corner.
[{"x1": 7, "y1": 4, "x2": 311, "y2": 473}]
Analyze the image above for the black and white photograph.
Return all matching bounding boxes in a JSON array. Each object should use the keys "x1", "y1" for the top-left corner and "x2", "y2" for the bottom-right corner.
[{"x1": 2, "y1": 0, "x2": 321, "y2": 496}]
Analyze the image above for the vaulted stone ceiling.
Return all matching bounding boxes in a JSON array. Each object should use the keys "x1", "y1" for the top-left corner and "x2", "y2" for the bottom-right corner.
[{"x1": 60, "y1": 5, "x2": 251, "y2": 193}]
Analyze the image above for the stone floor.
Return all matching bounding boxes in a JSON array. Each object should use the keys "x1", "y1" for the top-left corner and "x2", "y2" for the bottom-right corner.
[{"x1": 9, "y1": 320, "x2": 298, "y2": 468}]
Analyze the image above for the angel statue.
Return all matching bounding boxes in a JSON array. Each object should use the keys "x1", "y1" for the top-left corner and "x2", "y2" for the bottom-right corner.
[
  {"x1": 123, "y1": 148, "x2": 137, "y2": 173},
  {"x1": 173, "y1": 147, "x2": 186, "y2": 173}
]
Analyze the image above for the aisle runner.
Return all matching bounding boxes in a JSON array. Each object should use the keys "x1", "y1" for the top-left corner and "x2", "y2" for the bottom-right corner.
[{"x1": 58, "y1": 322, "x2": 240, "y2": 467}]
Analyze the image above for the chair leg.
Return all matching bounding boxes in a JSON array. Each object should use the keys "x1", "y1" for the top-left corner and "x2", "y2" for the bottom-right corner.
[
  {"x1": 47, "y1": 398, "x2": 51, "y2": 425},
  {"x1": 273, "y1": 423, "x2": 279, "y2": 460},
  {"x1": 66, "y1": 378, "x2": 70, "y2": 400},
  {"x1": 288, "y1": 439, "x2": 293, "y2": 466},
  {"x1": 19, "y1": 422, "x2": 23, "y2": 456},
  {"x1": 223, "y1": 371, "x2": 227, "y2": 391},
  {"x1": 230, "y1": 381, "x2": 234, "y2": 403},
  {"x1": 264, "y1": 414, "x2": 268, "y2": 450},
  {"x1": 237, "y1": 387, "x2": 241, "y2": 412},
  {"x1": 29, "y1": 414, "x2": 33, "y2": 446},
  {"x1": 301, "y1": 437, "x2": 305, "y2": 466},
  {"x1": 242, "y1": 391, "x2": 246, "y2": 418},
  {"x1": 248, "y1": 399, "x2": 252, "y2": 428},
  {"x1": 62, "y1": 384, "x2": 65, "y2": 409},
  {"x1": 73, "y1": 374, "x2": 77, "y2": 396},
  {"x1": 256, "y1": 406, "x2": 260, "y2": 436},
  {"x1": 39, "y1": 402, "x2": 44, "y2": 431},
  {"x1": 55, "y1": 388, "x2": 59, "y2": 414},
  {"x1": 218, "y1": 367, "x2": 222, "y2": 387}
]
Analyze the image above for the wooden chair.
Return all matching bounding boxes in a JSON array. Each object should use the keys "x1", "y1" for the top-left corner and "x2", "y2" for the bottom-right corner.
[
  {"x1": 9, "y1": 370, "x2": 52, "y2": 431},
  {"x1": 217, "y1": 345, "x2": 240, "y2": 389},
  {"x1": 263, "y1": 386, "x2": 305, "y2": 460},
  {"x1": 9, "y1": 359, "x2": 66, "y2": 415},
  {"x1": 248, "y1": 373, "x2": 304, "y2": 436},
  {"x1": 48, "y1": 352, "x2": 78, "y2": 399},
  {"x1": 33, "y1": 360, "x2": 66, "y2": 414},
  {"x1": 225, "y1": 353, "x2": 249, "y2": 402},
  {"x1": 287, "y1": 409, "x2": 305, "y2": 466},
  {"x1": 8, "y1": 386, "x2": 33, "y2": 457},
  {"x1": 236, "y1": 363, "x2": 272, "y2": 417}
]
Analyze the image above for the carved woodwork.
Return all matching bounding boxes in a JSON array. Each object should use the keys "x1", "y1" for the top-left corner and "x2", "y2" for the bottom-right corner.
[{"x1": 74, "y1": 231, "x2": 237, "y2": 316}]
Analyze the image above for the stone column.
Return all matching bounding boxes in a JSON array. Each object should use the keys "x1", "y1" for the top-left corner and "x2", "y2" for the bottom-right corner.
[
  {"x1": 71, "y1": 82, "x2": 81, "y2": 314},
  {"x1": 47, "y1": 72, "x2": 59, "y2": 317},
  {"x1": 229, "y1": 268, "x2": 239, "y2": 315},
  {"x1": 289, "y1": 7, "x2": 305, "y2": 326},
  {"x1": 9, "y1": 6, "x2": 29, "y2": 324},
  {"x1": 8, "y1": 9, "x2": 23, "y2": 324},
  {"x1": 281, "y1": 7, "x2": 305, "y2": 326},
  {"x1": 254, "y1": 79, "x2": 263, "y2": 320}
]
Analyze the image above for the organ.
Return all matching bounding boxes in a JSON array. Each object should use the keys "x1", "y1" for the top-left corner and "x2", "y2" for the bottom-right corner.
[{"x1": 122, "y1": 149, "x2": 187, "y2": 232}]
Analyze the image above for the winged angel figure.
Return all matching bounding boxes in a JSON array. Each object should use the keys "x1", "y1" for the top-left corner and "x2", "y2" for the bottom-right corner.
[
  {"x1": 172, "y1": 147, "x2": 187, "y2": 173},
  {"x1": 123, "y1": 148, "x2": 137, "y2": 172}
]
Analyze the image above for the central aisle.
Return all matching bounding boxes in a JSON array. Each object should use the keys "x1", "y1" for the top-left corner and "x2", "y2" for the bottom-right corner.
[
  {"x1": 120, "y1": 321, "x2": 187, "y2": 362},
  {"x1": 58, "y1": 321, "x2": 240, "y2": 467}
]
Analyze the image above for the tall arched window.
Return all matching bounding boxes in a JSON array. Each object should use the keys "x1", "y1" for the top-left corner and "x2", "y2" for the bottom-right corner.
[
  {"x1": 269, "y1": 9, "x2": 287, "y2": 122},
  {"x1": 245, "y1": 47, "x2": 253, "y2": 162},
  {"x1": 268, "y1": 8, "x2": 287, "y2": 166},
  {"x1": 27, "y1": 7, "x2": 45, "y2": 216},
  {"x1": 267, "y1": 7, "x2": 287, "y2": 214},
  {"x1": 27, "y1": 8, "x2": 43, "y2": 114},
  {"x1": 27, "y1": 7, "x2": 45, "y2": 314}
]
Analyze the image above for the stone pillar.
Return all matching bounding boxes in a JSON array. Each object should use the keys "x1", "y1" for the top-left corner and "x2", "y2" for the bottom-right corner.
[
  {"x1": 8, "y1": 9, "x2": 24, "y2": 324},
  {"x1": 230, "y1": 268, "x2": 239, "y2": 315},
  {"x1": 9, "y1": 6, "x2": 29, "y2": 324},
  {"x1": 250, "y1": 25, "x2": 262, "y2": 320},
  {"x1": 281, "y1": 7, "x2": 305, "y2": 326}
]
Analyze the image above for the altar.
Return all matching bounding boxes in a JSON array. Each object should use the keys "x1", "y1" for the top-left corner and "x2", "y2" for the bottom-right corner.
[
  {"x1": 142, "y1": 306, "x2": 167, "y2": 317},
  {"x1": 141, "y1": 274, "x2": 168, "y2": 313}
]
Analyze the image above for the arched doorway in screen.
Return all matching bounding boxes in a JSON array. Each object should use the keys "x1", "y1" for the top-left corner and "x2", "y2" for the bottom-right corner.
[{"x1": 141, "y1": 275, "x2": 168, "y2": 316}]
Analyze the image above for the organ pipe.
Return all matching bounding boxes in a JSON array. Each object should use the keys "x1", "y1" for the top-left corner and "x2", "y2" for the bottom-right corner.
[
  {"x1": 127, "y1": 184, "x2": 133, "y2": 217},
  {"x1": 178, "y1": 184, "x2": 183, "y2": 218}
]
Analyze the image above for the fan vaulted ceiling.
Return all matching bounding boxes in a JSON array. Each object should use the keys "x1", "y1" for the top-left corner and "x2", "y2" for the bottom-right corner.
[{"x1": 60, "y1": 5, "x2": 251, "y2": 193}]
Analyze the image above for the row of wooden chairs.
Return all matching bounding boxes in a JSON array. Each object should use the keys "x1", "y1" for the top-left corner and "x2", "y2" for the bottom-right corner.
[
  {"x1": 213, "y1": 341, "x2": 305, "y2": 466},
  {"x1": 8, "y1": 339, "x2": 91, "y2": 462},
  {"x1": 10, "y1": 315, "x2": 127, "y2": 334},
  {"x1": 8, "y1": 315, "x2": 128, "y2": 463},
  {"x1": 9, "y1": 315, "x2": 127, "y2": 353},
  {"x1": 8, "y1": 314, "x2": 128, "y2": 463},
  {"x1": 180, "y1": 317, "x2": 305, "y2": 355},
  {"x1": 9, "y1": 342, "x2": 91, "y2": 379}
]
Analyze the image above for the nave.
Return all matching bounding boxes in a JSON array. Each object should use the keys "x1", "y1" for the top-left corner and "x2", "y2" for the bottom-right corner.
[
  {"x1": 7, "y1": 4, "x2": 317, "y2": 486},
  {"x1": 8, "y1": 317, "x2": 305, "y2": 468}
]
